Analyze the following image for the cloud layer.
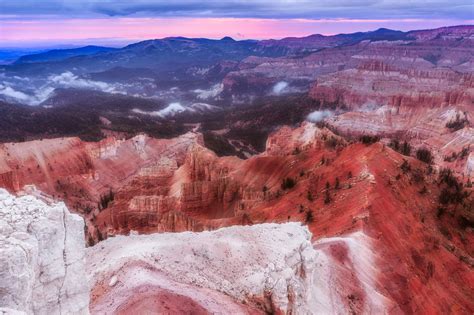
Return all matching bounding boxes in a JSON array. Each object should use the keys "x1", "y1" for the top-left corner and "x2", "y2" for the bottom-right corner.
[
  {"x1": 0, "y1": 83, "x2": 54, "y2": 106},
  {"x1": 1, "y1": 0, "x2": 473, "y2": 20},
  {"x1": 50, "y1": 72, "x2": 119, "y2": 93},
  {"x1": 306, "y1": 110, "x2": 334, "y2": 123},
  {"x1": 0, "y1": 72, "x2": 128, "y2": 105}
]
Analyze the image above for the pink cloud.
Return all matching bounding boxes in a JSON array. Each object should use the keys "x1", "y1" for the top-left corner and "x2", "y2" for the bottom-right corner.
[{"x1": 1, "y1": 17, "x2": 472, "y2": 46}]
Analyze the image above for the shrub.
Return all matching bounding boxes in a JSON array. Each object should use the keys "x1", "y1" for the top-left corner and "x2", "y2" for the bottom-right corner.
[
  {"x1": 359, "y1": 135, "x2": 380, "y2": 145},
  {"x1": 390, "y1": 139, "x2": 412, "y2": 156},
  {"x1": 438, "y1": 168, "x2": 460, "y2": 189},
  {"x1": 439, "y1": 188, "x2": 453, "y2": 205},
  {"x1": 334, "y1": 177, "x2": 340, "y2": 189},
  {"x1": 389, "y1": 139, "x2": 400, "y2": 151},
  {"x1": 436, "y1": 206, "x2": 446, "y2": 218},
  {"x1": 84, "y1": 205, "x2": 93, "y2": 214},
  {"x1": 307, "y1": 191, "x2": 314, "y2": 202},
  {"x1": 324, "y1": 190, "x2": 331, "y2": 204},
  {"x1": 416, "y1": 148, "x2": 433, "y2": 164},
  {"x1": 460, "y1": 146, "x2": 470, "y2": 159},
  {"x1": 445, "y1": 146, "x2": 471, "y2": 162},
  {"x1": 439, "y1": 226, "x2": 452, "y2": 240},
  {"x1": 400, "y1": 159, "x2": 411, "y2": 173},
  {"x1": 281, "y1": 177, "x2": 296, "y2": 190},
  {"x1": 411, "y1": 169, "x2": 425, "y2": 183},
  {"x1": 446, "y1": 113, "x2": 469, "y2": 131},
  {"x1": 325, "y1": 136, "x2": 339, "y2": 149},
  {"x1": 437, "y1": 168, "x2": 470, "y2": 209},
  {"x1": 419, "y1": 186, "x2": 428, "y2": 195},
  {"x1": 305, "y1": 210, "x2": 314, "y2": 223},
  {"x1": 427, "y1": 165, "x2": 434, "y2": 175},
  {"x1": 401, "y1": 141, "x2": 412, "y2": 156}
]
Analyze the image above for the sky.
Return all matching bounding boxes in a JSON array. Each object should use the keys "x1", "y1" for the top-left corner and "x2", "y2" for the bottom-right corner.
[{"x1": 0, "y1": 0, "x2": 473, "y2": 48}]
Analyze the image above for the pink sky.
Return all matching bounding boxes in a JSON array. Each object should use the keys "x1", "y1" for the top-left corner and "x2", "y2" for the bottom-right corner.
[{"x1": 1, "y1": 17, "x2": 472, "y2": 47}]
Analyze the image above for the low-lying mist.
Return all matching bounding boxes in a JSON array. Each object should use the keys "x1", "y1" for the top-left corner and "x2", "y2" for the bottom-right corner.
[{"x1": 306, "y1": 110, "x2": 334, "y2": 123}]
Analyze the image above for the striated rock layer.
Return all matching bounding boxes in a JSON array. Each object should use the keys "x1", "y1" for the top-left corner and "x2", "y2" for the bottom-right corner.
[
  {"x1": 309, "y1": 61, "x2": 473, "y2": 109},
  {"x1": 0, "y1": 189, "x2": 89, "y2": 314}
]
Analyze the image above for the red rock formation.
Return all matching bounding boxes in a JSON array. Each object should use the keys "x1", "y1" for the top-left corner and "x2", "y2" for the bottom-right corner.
[
  {"x1": 221, "y1": 26, "x2": 473, "y2": 108},
  {"x1": 96, "y1": 124, "x2": 474, "y2": 313},
  {"x1": 0, "y1": 122, "x2": 472, "y2": 313},
  {"x1": 309, "y1": 59, "x2": 473, "y2": 109}
]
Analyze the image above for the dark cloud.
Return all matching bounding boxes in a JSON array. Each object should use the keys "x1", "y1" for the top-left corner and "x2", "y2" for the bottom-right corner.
[{"x1": 1, "y1": 0, "x2": 473, "y2": 20}]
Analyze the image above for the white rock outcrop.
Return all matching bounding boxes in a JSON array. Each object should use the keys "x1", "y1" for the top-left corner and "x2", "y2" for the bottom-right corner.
[
  {"x1": 87, "y1": 223, "x2": 317, "y2": 314},
  {"x1": 0, "y1": 189, "x2": 89, "y2": 314}
]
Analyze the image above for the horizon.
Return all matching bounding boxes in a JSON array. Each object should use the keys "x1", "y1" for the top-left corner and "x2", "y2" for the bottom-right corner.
[
  {"x1": 1, "y1": 23, "x2": 473, "y2": 50},
  {"x1": 1, "y1": 0, "x2": 473, "y2": 48}
]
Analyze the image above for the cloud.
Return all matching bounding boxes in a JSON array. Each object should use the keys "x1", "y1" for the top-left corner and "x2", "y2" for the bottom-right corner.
[
  {"x1": 193, "y1": 83, "x2": 224, "y2": 100},
  {"x1": 306, "y1": 110, "x2": 333, "y2": 123},
  {"x1": 0, "y1": 0, "x2": 472, "y2": 20},
  {"x1": 132, "y1": 102, "x2": 186, "y2": 118},
  {"x1": 0, "y1": 72, "x2": 128, "y2": 105},
  {"x1": 132, "y1": 102, "x2": 221, "y2": 118},
  {"x1": 49, "y1": 71, "x2": 119, "y2": 93},
  {"x1": 272, "y1": 81, "x2": 289, "y2": 95},
  {"x1": 0, "y1": 84, "x2": 31, "y2": 102},
  {"x1": 0, "y1": 83, "x2": 54, "y2": 105}
]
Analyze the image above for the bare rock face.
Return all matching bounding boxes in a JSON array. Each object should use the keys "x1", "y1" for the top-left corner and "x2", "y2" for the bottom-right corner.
[
  {"x1": 309, "y1": 60, "x2": 473, "y2": 110},
  {"x1": 466, "y1": 152, "x2": 474, "y2": 177},
  {"x1": 265, "y1": 122, "x2": 344, "y2": 156},
  {"x1": 87, "y1": 223, "x2": 318, "y2": 314},
  {"x1": 312, "y1": 232, "x2": 399, "y2": 314},
  {"x1": 327, "y1": 106, "x2": 471, "y2": 138},
  {"x1": 0, "y1": 189, "x2": 89, "y2": 314}
]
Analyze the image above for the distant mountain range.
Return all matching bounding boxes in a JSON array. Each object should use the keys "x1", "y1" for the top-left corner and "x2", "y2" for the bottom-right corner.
[
  {"x1": 1, "y1": 26, "x2": 470, "y2": 73},
  {"x1": 0, "y1": 25, "x2": 472, "y2": 108},
  {"x1": 0, "y1": 26, "x2": 465, "y2": 71},
  {"x1": 13, "y1": 45, "x2": 118, "y2": 64}
]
